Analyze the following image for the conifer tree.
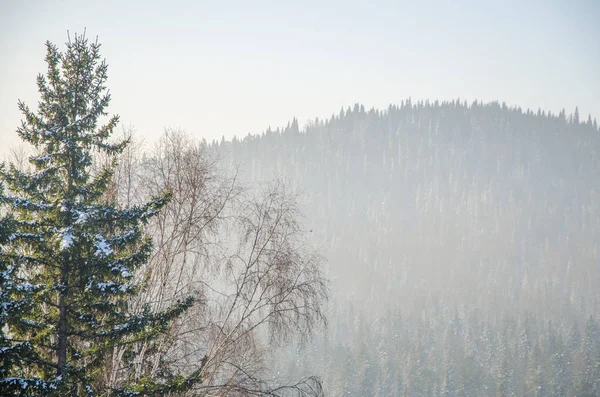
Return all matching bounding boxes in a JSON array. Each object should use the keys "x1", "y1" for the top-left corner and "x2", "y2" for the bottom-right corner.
[
  {"x1": 0, "y1": 33, "x2": 196, "y2": 396},
  {"x1": 575, "y1": 316, "x2": 600, "y2": 397},
  {"x1": 0, "y1": 192, "x2": 44, "y2": 394},
  {"x1": 441, "y1": 356, "x2": 457, "y2": 397}
]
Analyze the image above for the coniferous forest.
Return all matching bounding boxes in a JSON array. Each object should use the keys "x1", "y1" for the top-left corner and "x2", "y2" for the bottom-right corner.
[
  {"x1": 214, "y1": 102, "x2": 600, "y2": 397},
  {"x1": 2, "y1": 34, "x2": 600, "y2": 397}
]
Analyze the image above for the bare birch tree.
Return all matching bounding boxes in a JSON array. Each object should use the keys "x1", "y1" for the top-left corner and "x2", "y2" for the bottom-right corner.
[{"x1": 103, "y1": 129, "x2": 328, "y2": 396}]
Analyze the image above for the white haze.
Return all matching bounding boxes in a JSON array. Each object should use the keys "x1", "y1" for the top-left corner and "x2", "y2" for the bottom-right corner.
[{"x1": 1, "y1": 0, "x2": 598, "y2": 158}]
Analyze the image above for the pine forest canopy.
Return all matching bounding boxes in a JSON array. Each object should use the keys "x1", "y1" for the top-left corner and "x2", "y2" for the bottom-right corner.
[{"x1": 213, "y1": 101, "x2": 600, "y2": 396}]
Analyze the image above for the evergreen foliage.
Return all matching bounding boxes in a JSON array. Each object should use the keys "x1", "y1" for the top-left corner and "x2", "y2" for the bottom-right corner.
[
  {"x1": 0, "y1": 33, "x2": 196, "y2": 396},
  {"x1": 215, "y1": 101, "x2": 600, "y2": 396}
]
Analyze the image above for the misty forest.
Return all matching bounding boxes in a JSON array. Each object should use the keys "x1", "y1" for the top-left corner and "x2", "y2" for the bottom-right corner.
[
  {"x1": 220, "y1": 101, "x2": 600, "y2": 397},
  {"x1": 1, "y1": 34, "x2": 600, "y2": 397}
]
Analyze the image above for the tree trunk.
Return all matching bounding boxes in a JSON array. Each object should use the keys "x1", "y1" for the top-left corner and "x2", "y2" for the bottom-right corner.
[{"x1": 57, "y1": 270, "x2": 68, "y2": 375}]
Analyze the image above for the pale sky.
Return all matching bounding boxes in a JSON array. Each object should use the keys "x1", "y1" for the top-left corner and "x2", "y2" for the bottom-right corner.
[{"x1": 1, "y1": 0, "x2": 598, "y2": 156}]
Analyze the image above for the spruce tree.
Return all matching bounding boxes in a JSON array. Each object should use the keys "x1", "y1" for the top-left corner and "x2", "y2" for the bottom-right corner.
[
  {"x1": 575, "y1": 316, "x2": 600, "y2": 397},
  {"x1": 0, "y1": 192, "x2": 44, "y2": 394},
  {"x1": 0, "y1": 33, "x2": 196, "y2": 396}
]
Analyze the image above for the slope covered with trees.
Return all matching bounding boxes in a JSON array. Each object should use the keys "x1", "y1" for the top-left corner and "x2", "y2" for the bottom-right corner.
[{"x1": 214, "y1": 101, "x2": 600, "y2": 396}]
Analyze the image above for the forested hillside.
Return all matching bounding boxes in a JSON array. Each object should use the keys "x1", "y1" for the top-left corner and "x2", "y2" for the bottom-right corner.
[{"x1": 213, "y1": 100, "x2": 600, "y2": 397}]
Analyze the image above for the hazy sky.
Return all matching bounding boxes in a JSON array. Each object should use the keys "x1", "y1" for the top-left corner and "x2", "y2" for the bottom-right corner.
[{"x1": 1, "y1": 0, "x2": 598, "y2": 155}]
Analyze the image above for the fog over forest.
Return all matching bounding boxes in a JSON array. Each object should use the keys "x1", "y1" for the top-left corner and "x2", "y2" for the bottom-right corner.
[
  {"x1": 1, "y1": 2, "x2": 599, "y2": 395},
  {"x1": 213, "y1": 101, "x2": 600, "y2": 396}
]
